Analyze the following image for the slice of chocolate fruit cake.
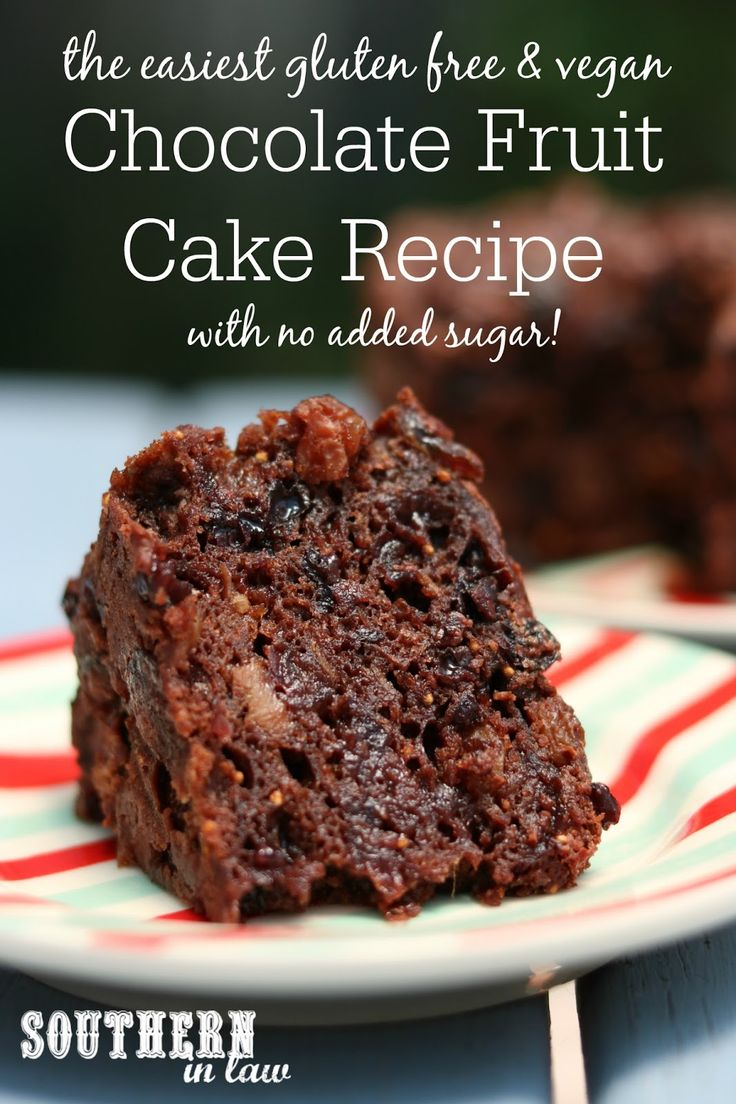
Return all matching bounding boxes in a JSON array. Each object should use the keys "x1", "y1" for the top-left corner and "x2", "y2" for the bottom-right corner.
[{"x1": 64, "y1": 388, "x2": 619, "y2": 922}]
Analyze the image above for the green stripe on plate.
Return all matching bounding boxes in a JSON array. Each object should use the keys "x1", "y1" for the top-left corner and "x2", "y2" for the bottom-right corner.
[
  {"x1": 0, "y1": 802, "x2": 82, "y2": 840},
  {"x1": 0, "y1": 681, "x2": 74, "y2": 715},
  {"x1": 573, "y1": 639, "x2": 703, "y2": 750},
  {"x1": 50, "y1": 871, "x2": 159, "y2": 909}
]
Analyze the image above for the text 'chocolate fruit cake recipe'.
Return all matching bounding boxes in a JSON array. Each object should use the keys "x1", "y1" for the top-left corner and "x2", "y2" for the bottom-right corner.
[
  {"x1": 365, "y1": 183, "x2": 736, "y2": 592},
  {"x1": 64, "y1": 390, "x2": 619, "y2": 922}
]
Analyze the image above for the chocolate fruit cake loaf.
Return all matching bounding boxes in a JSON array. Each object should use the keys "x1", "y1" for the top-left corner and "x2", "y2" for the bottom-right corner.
[
  {"x1": 64, "y1": 389, "x2": 618, "y2": 922},
  {"x1": 365, "y1": 184, "x2": 736, "y2": 591}
]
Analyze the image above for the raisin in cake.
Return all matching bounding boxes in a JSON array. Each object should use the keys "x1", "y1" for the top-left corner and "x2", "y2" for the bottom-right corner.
[
  {"x1": 64, "y1": 389, "x2": 618, "y2": 922},
  {"x1": 365, "y1": 183, "x2": 736, "y2": 591}
]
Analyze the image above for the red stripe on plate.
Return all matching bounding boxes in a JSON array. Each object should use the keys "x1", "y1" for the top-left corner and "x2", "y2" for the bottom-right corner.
[
  {"x1": 549, "y1": 629, "x2": 636, "y2": 687},
  {"x1": 0, "y1": 629, "x2": 72, "y2": 664},
  {"x1": 666, "y1": 584, "x2": 727, "y2": 606},
  {"x1": 0, "y1": 837, "x2": 116, "y2": 881},
  {"x1": 568, "y1": 858, "x2": 736, "y2": 921},
  {"x1": 94, "y1": 931, "x2": 170, "y2": 950},
  {"x1": 679, "y1": 784, "x2": 736, "y2": 841},
  {"x1": 156, "y1": 907, "x2": 206, "y2": 922},
  {"x1": 0, "y1": 752, "x2": 79, "y2": 789},
  {"x1": 0, "y1": 893, "x2": 57, "y2": 906},
  {"x1": 107, "y1": 862, "x2": 736, "y2": 952},
  {"x1": 611, "y1": 672, "x2": 736, "y2": 806},
  {"x1": 461, "y1": 858, "x2": 736, "y2": 949}
]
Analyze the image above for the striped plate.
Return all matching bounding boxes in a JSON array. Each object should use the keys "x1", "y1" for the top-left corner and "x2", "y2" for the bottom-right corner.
[
  {"x1": 528, "y1": 546, "x2": 736, "y2": 648},
  {"x1": 1, "y1": 620, "x2": 736, "y2": 1023}
]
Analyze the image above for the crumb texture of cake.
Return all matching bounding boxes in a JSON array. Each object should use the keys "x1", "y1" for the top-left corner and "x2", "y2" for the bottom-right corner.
[
  {"x1": 365, "y1": 183, "x2": 736, "y2": 591},
  {"x1": 64, "y1": 389, "x2": 618, "y2": 922}
]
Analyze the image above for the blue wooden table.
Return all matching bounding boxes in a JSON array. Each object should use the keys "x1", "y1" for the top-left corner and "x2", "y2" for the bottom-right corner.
[{"x1": 1, "y1": 377, "x2": 734, "y2": 1103}]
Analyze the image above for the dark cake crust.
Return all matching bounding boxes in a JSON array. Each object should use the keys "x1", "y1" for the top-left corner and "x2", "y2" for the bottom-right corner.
[{"x1": 64, "y1": 390, "x2": 618, "y2": 922}]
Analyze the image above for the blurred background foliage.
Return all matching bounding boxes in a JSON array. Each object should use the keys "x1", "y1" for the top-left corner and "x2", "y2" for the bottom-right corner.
[{"x1": 3, "y1": 0, "x2": 735, "y2": 383}]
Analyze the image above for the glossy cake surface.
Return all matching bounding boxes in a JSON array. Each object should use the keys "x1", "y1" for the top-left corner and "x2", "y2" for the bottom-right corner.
[{"x1": 64, "y1": 389, "x2": 618, "y2": 921}]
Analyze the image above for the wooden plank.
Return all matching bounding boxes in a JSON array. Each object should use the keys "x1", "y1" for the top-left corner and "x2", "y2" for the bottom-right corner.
[
  {"x1": 578, "y1": 924, "x2": 736, "y2": 1104},
  {"x1": 550, "y1": 982, "x2": 589, "y2": 1104}
]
